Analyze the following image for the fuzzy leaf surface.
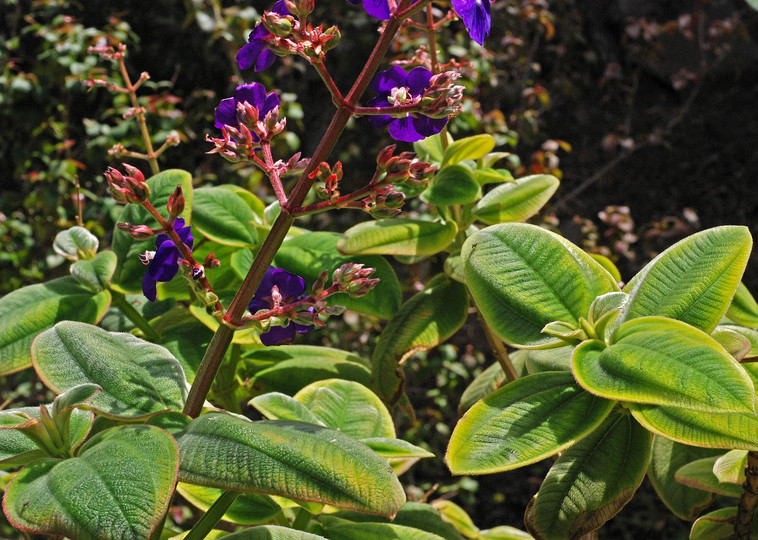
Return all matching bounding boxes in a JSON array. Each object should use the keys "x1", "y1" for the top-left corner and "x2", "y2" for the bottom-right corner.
[
  {"x1": 337, "y1": 219, "x2": 457, "y2": 256},
  {"x1": 472, "y1": 174, "x2": 559, "y2": 225}
]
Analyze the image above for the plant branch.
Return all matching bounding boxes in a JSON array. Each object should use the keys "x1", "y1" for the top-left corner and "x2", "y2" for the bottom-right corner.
[
  {"x1": 117, "y1": 57, "x2": 160, "y2": 175},
  {"x1": 109, "y1": 290, "x2": 161, "y2": 341},
  {"x1": 184, "y1": 491, "x2": 240, "y2": 540},
  {"x1": 476, "y1": 304, "x2": 519, "y2": 383},
  {"x1": 735, "y1": 450, "x2": 758, "y2": 539}
]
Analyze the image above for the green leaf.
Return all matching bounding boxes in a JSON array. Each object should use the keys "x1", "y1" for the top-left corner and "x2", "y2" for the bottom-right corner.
[
  {"x1": 619, "y1": 226, "x2": 752, "y2": 333},
  {"x1": 711, "y1": 326, "x2": 752, "y2": 361},
  {"x1": 441, "y1": 134, "x2": 496, "y2": 167},
  {"x1": 713, "y1": 449, "x2": 747, "y2": 484},
  {"x1": 588, "y1": 253, "x2": 622, "y2": 283},
  {"x1": 176, "y1": 413, "x2": 405, "y2": 517},
  {"x1": 70, "y1": 250, "x2": 117, "y2": 291},
  {"x1": 223, "y1": 526, "x2": 327, "y2": 539},
  {"x1": 689, "y1": 507, "x2": 747, "y2": 540},
  {"x1": 727, "y1": 282, "x2": 758, "y2": 328},
  {"x1": 275, "y1": 231, "x2": 402, "y2": 319},
  {"x1": 628, "y1": 403, "x2": 758, "y2": 450},
  {"x1": 176, "y1": 483, "x2": 282, "y2": 525},
  {"x1": 524, "y1": 409, "x2": 651, "y2": 540},
  {"x1": 250, "y1": 392, "x2": 326, "y2": 425},
  {"x1": 245, "y1": 345, "x2": 371, "y2": 396},
  {"x1": 53, "y1": 226, "x2": 99, "y2": 261},
  {"x1": 152, "y1": 309, "x2": 214, "y2": 383},
  {"x1": 0, "y1": 277, "x2": 111, "y2": 375},
  {"x1": 646, "y1": 436, "x2": 720, "y2": 520},
  {"x1": 675, "y1": 457, "x2": 743, "y2": 497},
  {"x1": 479, "y1": 526, "x2": 534, "y2": 540},
  {"x1": 446, "y1": 372, "x2": 614, "y2": 474},
  {"x1": 372, "y1": 275, "x2": 468, "y2": 404},
  {"x1": 3, "y1": 425, "x2": 179, "y2": 540},
  {"x1": 471, "y1": 174, "x2": 559, "y2": 225},
  {"x1": 524, "y1": 347, "x2": 573, "y2": 374},
  {"x1": 458, "y1": 361, "x2": 506, "y2": 415},
  {"x1": 32, "y1": 321, "x2": 187, "y2": 418},
  {"x1": 473, "y1": 168, "x2": 514, "y2": 186},
  {"x1": 720, "y1": 325, "x2": 758, "y2": 357},
  {"x1": 572, "y1": 317, "x2": 755, "y2": 412},
  {"x1": 218, "y1": 184, "x2": 266, "y2": 222},
  {"x1": 360, "y1": 438, "x2": 434, "y2": 459},
  {"x1": 432, "y1": 500, "x2": 479, "y2": 539},
  {"x1": 0, "y1": 405, "x2": 93, "y2": 468},
  {"x1": 414, "y1": 132, "x2": 451, "y2": 164},
  {"x1": 322, "y1": 519, "x2": 448, "y2": 540},
  {"x1": 463, "y1": 223, "x2": 618, "y2": 348},
  {"x1": 420, "y1": 165, "x2": 482, "y2": 206},
  {"x1": 747, "y1": 0, "x2": 758, "y2": 11},
  {"x1": 294, "y1": 379, "x2": 395, "y2": 438},
  {"x1": 444, "y1": 253, "x2": 466, "y2": 284},
  {"x1": 191, "y1": 186, "x2": 259, "y2": 247},
  {"x1": 337, "y1": 218, "x2": 458, "y2": 257},
  {"x1": 112, "y1": 169, "x2": 194, "y2": 293}
]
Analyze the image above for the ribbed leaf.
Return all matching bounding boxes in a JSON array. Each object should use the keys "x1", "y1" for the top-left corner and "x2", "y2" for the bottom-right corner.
[
  {"x1": 446, "y1": 372, "x2": 614, "y2": 474},
  {"x1": 713, "y1": 449, "x2": 747, "y2": 484},
  {"x1": 294, "y1": 379, "x2": 395, "y2": 438},
  {"x1": 711, "y1": 326, "x2": 752, "y2": 361},
  {"x1": 619, "y1": 226, "x2": 752, "y2": 332},
  {"x1": 629, "y1": 403, "x2": 758, "y2": 450},
  {"x1": 372, "y1": 275, "x2": 468, "y2": 404},
  {"x1": 112, "y1": 169, "x2": 194, "y2": 292},
  {"x1": 524, "y1": 409, "x2": 651, "y2": 540},
  {"x1": 646, "y1": 436, "x2": 720, "y2": 520},
  {"x1": 721, "y1": 325, "x2": 758, "y2": 357},
  {"x1": 472, "y1": 174, "x2": 559, "y2": 225},
  {"x1": 441, "y1": 134, "x2": 496, "y2": 166},
  {"x1": 420, "y1": 165, "x2": 482, "y2": 205},
  {"x1": 572, "y1": 317, "x2": 755, "y2": 412},
  {"x1": 3, "y1": 425, "x2": 178, "y2": 540},
  {"x1": 70, "y1": 251, "x2": 117, "y2": 291},
  {"x1": 176, "y1": 413, "x2": 405, "y2": 517},
  {"x1": 191, "y1": 186, "x2": 259, "y2": 247},
  {"x1": 250, "y1": 392, "x2": 326, "y2": 425},
  {"x1": 524, "y1": 347, "x2": 572, "y2": 374},
  {"x1": 53, "y1": 226, "x2": 99, "y2": 261},
  {"x1": 337, "y1": 218, "x2": 457, "y2": 256},
  {"x1": 275, "y1": 231, "x2": 402, "y2": 319},
  {"x1": 152, "y1": 309, "x2": 213, "y2": 383},
  {"x1": 675, "y1": 456, "x2": 743, "y2": 497},
  {"x1": 176, "y1": 483, "x2": 282, "y2": 525},
  {"x1": 360, "y1": 438, "x2": 434, "y2": 459},
  {"x1": 432, "y1": 500, "x2": 478, "y2": 539},
  {"x1": 32, "y1": 321, "x2": 187, "y2": 418},
  {"x1": 0, "y1": 277, "x2": 110, "y2": 375},
  {"x1": 727, "y1": 282, "x2": 758, "y2": 327},
  {"x1": 458, "y1": 361, "x2": 506, "y2": 415},
  {"x1": 463, "y1": 223, "x2": 618, "y2": 348}
]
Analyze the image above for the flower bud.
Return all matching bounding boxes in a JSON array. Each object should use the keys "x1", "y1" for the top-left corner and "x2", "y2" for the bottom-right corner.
[
  {"x1": 167, "y1": 185, "x2": 185, "y2": 218},
  {"x1": 322, "y1": 26, "x2": 341, "y2": 52},
  {"x1": 369, "y1": 206, "x2": 401, "y2": 219},
  {"x1": 262, "y1": 12, "x2": 293, "y2": 37},
  {"x1": 284, "y1": 0, "x2": 314, "y2": 18},
  {"x1": 346, "y1": 278, "x2": 380, "y2": 297},
  {"x1": 376, "y1": 145, "x2": 397, "y2": 170},
  {"x1": 311, "y1": 270, "x2": 329, "y2": 296},
  {"x1": 321, "y1": 304, "x2": 346, "y2": 316},
  {"x1": 204, "y1": 253, "x2": 221, "y2": 268},
  {"x1": 116, "y1": 222, "x2": 154, "y2": 240},
  {"x1": 383, "y1": 191, "x2": 405, "y2": 209}
]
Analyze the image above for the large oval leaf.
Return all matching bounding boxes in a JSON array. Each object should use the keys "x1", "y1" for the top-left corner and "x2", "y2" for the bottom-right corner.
[
  {"x1": 441, "y1": 134, "x2": 496, "y2": 166},
  {"x1": 371, "y1": 275, "x2": 468, "y2": 404},
  {"x1": 420, "y1": 165, "x2": 482, "y2": 206},
  {"x1": 446, "y1": 372, "x2": 614, "y2": 474},
  {"x1": 3, "y1": 425, "x2": 178, "y2": 540},
  {"x1": 337, "y1": 218, "x2": 457, "y2": 256},
  {"x1": 524, "y1": 409, "x2": 651, "y2": 540},
  {"x1": 471, "y1": 174, "x2": 559, "y2": 225},
  {"x1": 674, "y1": 456, "x2": 743, "y2": 497},
  {"x1": 53, "y1": 226, "x2": 99, "y2": 261},
  {"x1": 31, "y1": 321, "x2": 187, "y2": 418},
  {"x1": 646, "y1": 436, "x2": 720, "y2": 520},
  {"x1": 111, "y1": 169, "x2": 194, "y2": 293},
  {"x1": 463, "y1": 223, "x2": 618, "y2": 348},
  {"x1": 0, "y1": 277, "x2": 110, "y2": 375},
  {"x1": 275, "y1": 231, "x2": 401, "y2": 319},
  {"x1": 629, "y1": 403, "x2": 758, "y2": 450},
  {"x1": 572, "y1": 317, "x2": 755, "y2": 412},
  {"x1": 727, "y1": 282, "x2": 758, "y2": 328},
  {"x1": 689, "y1": 507, "x2": 758, "y2": 540},
  {"x1": 294, "y1": 379, "x2": 395, "y2": 438},
  {"x1": 619, "y1": 226, "x2": 752, "y2": 333},
  {"x1": 175, "y1": 412, "x2": 405, "y2": 517},
  {"x1": 191, "y1": 186, "x2": 259, "y2": 247}
]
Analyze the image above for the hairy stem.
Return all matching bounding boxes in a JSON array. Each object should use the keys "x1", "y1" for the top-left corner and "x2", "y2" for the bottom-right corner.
[
  {"x1": 735, "y1": 450, "x2": 758, "y2": 539},
  {"x1": 118, "y1": 58, "x2": 159, "y2": 175},
  {"x1": 110, "y1": 290, "x2": 161, "y2": 341}
]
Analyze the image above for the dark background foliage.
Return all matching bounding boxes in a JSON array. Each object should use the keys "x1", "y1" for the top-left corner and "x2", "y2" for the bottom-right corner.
[{"x1": 2, "y1": 0, "x2": 758, "y2": 537}]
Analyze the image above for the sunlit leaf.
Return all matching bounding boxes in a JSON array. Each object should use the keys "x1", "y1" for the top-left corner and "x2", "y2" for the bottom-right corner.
[
  {"x1": 675, "y1": 456, "x2": 742, "y2": 497},
  {"x1": 421, "y1": 165, "x2": 482, "y2": 206},
  {"x1": 471, "y1": 174, "x2": 559, "y2": 225},
  {"x1": 53, "y1": 226, "x2": 99, "y2": 261},
  {"x1": 337, "y1": 218, "x2": 457, "y2": 257},
  {"x1": 441, "y1": 134, "x2": 496, "y2": 166},
  {"x1": 176, "y1": 483, "x2": 282, "y2": 525},
  {"x1": 191, "y1": 186, "x2": 259, "y2": 247}
]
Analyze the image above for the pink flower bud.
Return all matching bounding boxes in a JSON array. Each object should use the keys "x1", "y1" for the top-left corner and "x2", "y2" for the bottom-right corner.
[{"x1": 167, "y1": 185, "x2": 185, "y2": 218}]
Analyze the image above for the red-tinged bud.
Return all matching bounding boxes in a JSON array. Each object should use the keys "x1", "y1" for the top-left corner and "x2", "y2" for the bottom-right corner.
[
  {"x1": 108, "y1": 184, "x2": 130, "y2": 204},
  {"x1": 376, "y1": 145, "x2": 397, "y2": 169},
  {"x1": 369, "y1": 206, "x2": 401, "y2": 219},
  {"x1": 262, "y1": 12, "x2": 293, "y2": 36},
  {"x1": 321, "y1": 304, "x2": 346, "y2": 316},
  {"x1": 122, "y1": 163, "x2": 145, "y2": 184},
  {"x1": 383, "y1": 191, "x2": 405, "y2": 209},
  {"x1": 290, "y1": 309, "x2": 317, "y2": 326},
  {"x1": 311, "y1": 270, "x2": 329, "y2": 296},
  {"x1": 322, "y1": 26, "x2": 341, "y2": 52},
  {"x1": 167, "y1": 185, "x2": 185, "y2": 218},
  {"x1": 271, "y1": 285, "x2": 282, "y2": 307},
  {"x1": 346, "y1": 278, "x2": 380, "y2": 297},
  {"x1": 283, "y1": 0, "x2": 314, "y2": 18},
  {"x1": 204, "y1": 253, "x2": 221, "y2": 268},
  {"x1": 265, "y1": 108, "x2": 286, "y2": 136},
  {"x1": 409, "y1": 161, "x2": 435, "y2": 181},
  {"x1": 117, "y1": 222, "x2": 154, "y2": 239}
]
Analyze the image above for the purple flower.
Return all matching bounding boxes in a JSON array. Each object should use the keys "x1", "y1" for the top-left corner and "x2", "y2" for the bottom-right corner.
[
  {"x1": 250, "y1": 266, "x2": 314, "y2": 346},
  {"x1": 345, "y1": 0, "x2": 392, "y2": 19},
  {"x1": 367, "y1": 66, "x2": 448, "y2": 143},
  {"x1": 451, "y1": 0, "x2": 491, "y2": 45},
  {"x1": 214, "y1": 83, "x2": 280, "y2": 133},
  {"x1": 237, "y1": 0, "x2": 290, "y2": 71},
  {"x1": 141, "y1": 218, "x2": 193, "y2": 302}
]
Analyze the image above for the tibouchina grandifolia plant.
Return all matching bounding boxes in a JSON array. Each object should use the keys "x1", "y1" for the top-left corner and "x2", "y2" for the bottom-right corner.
[{"x1": 2, "y1": 1, "x2": 758, "y2": 539}]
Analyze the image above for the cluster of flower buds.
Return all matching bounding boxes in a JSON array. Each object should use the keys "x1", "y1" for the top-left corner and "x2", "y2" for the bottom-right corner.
[
  {"x1": 329, "y1": 263, "x2": 380, "y2": 298},
  {"x1": 261, "y1": 12, "x2": 341, "y2": 63},
  {"x1": 105, "y1": 164, "x2": 150, "y2": 204},
  {"x1": 363, "y1": 185, "x2": 406, "y2": 218},
  {"x1": 376, "y1": 145, "x2": 436, "y2": 190},
  {"x1": 239, "y1": 100, "x2": 286, "y2": 143},
  {"x1": 420, "y1": 71, "x2": 465, "y2": 118},
  {"x1": 311, "y1": 161, "x2": 343, "y2": 203}
]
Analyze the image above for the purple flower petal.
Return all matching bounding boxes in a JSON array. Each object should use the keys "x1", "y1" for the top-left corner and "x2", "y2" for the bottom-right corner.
[
  {"x1": 271, "y1": 269, "x2": 306, "y2": 298},
  {"x1": 411, "y1": 114, "x2": 448, "y2": 137},
  {"x1": 261, "y1": 324, "x2": 297, "y2": 346},
  {"x1": 407, "y1": 67, "x2": 434, "y2": 96},
  {"x1": 271, "y1": 0, "x2": 289, "y2": 15},
  {"x1": 362, "y1": 0, "x2": 391, "y2": 19},
  {"x1": 236, "y1": 38, "x2": 266, "y2": 71},
  {"x1": 236, "y1": 83, "x2": 267, "y2": 109},
  {"x1": 368, "y1": 114, "x2": 394, "y2": 129},
  {"x1": 371, "y1": 66, "x2": 409, "y2": 94},
  {"x1": 262, "y1": 91, "x2": 281, "y2": 116},
  {"x1": 142, "y1": 272, "x2": 158, "y2": 302},
  {"x1": 389, "y1": 116, "x2": 424, "y2": 142},
  {"x1": 254, "y1": 49, "x2": 278, "y2": 72},
  {"x1": 451, "y1": 0, "x2": 491, "y2": 45},
  {"x1": 141, "y1": 218, "x2": 193, "y2": 301},
  {"x1": 214, "y1": 97, "x2": 237, "y2": 129}
]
